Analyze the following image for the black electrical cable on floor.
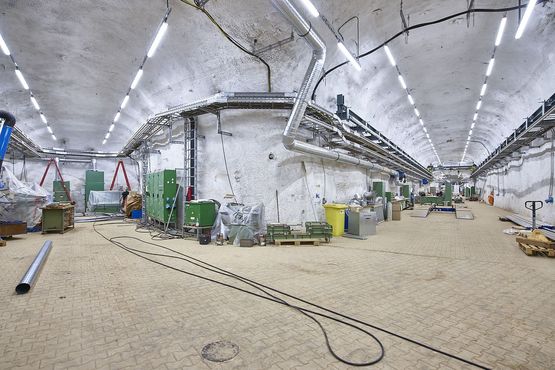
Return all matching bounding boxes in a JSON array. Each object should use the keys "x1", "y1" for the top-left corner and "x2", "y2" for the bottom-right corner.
[
  {"x1": 93, "y1": 221, "x2": 384, "y2": 366},
  {"x1": 93, "y1": 221, "x2": 490, "y2": 369},
  {"x1": 311, "y1": 3, "x2": 538, "y2": 100}
]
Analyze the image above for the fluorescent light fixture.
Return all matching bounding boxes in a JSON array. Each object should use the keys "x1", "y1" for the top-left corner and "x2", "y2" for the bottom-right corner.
[
  {"x1": 384, "y1": 45, "x2": 396, "y2": 66},
  {"x1": 423, "y1": 127, "x2": 427, "y2": 133},
  {"x1": 102, "y1": 139, "x2": 107, "y2": 145},
  {"x1": 105, "y1": 132, "x2": 110, "y2": 139},
  {"x1": 130, "y1": 69, "x2": 143, "y2": 89},
  {"x1": 337, "y1": 42, "x2": 361, "y2": 71},
  {"x1": 495, "y1": 17, "x2": 507, "y2": 46},
  {"x1": 109, "y1": 124, "x2": 115, "y2": 132},
  {"x1": 147, "y1": 22, "x2": 168, "y2": 58},
  {"x1": 398, "y1": 75, "x2": 407, "y2": 89},
  {"x1": 51, "y1": 134, "x2": 57, "y2": 141},
  {"x1": 47, "y1": 126, "x2": 53, "y2": 134},
  {"x1": 414, "y1": 108, "x2": 420, "y2": 117},
  {"x1": 471, "y1": 122, "x2": 476, "y2": 129},
  {"x1": 30, "y1": 96, "x2": 40, "y2": 110},
  {"x1": 0, "y1": 33, "x2": 10, "y2": 55},
  {"x1": 515, "y1": 0, "x2": 537, "y2": 39},
  {"x1": 121, "y1": 95, "x2": 130, "y2": 109},
  {"x1": 15, "y1": 68, "x2": 29, "y2": 90},
  {"x1": 473, "y1": 113, "x2": 478, "y2": 121},
  {"x1": 480, "y1": 83, "x2": 487, "y2": 96},
  {"x1": 40, "y1": 113, "x2": 47, "y2": 124},
  {"x1": 408, "y1": 94, "x2": 414, "y2": 105},
  {"x1": 299, "y1": 0, "x2": 319, "y2": 17},
  {"x1": 486, "y1": 58, "x2": 495, "y2": 76},
  {"x1": 114, "y1": 112, "x2": 121, "y2": 122},
  {"x1": 476, "y1": 100, "x2": 482, "y2": 110},
  {"x1": 419, "y1": 119, "x2": 424, "y2": 126},
  {"x1": 469, "y1": 129, "x2": 473, "y2": 135},
  {"x1": 426, "y1": 133, "x2": 430, "y2": 138}
]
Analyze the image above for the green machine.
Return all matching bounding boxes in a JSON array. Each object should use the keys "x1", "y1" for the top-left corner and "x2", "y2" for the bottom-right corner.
[
  {"x1": 401, "y1": 184, "x2": 410, "y2": 199},
  {"x1": 53, "y1": 181, "x2": 70, "y2": 202},
  {"x1": 184, "y1": 200, "x2": 216, "y2": 227},
  {"x1": 385, "y1": 191, "x2": 392, "y2": 203},
  {"x1": 444, "y1": 183, "x2": 453, "y2": 205},
  {"x1": 85, "y1": 170, "x2": 104, "y2": 210},
  {"x1": 373, "y1": 181, "x2": 385, "y2": 199},
  {"x1": 146, "y1": 169, "x2": 177, "y2": 223}
]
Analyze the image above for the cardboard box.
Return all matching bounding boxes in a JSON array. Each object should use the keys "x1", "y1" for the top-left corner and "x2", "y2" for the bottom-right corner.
[
  {"x1": 392, "y1": 202, "x2": 402, "y2": 212},
  {"x1": 392, "y1": 210, "x2": 401, "y2": 221}
]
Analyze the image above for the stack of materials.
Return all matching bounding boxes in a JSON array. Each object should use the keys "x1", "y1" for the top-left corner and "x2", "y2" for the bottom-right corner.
[
  {"x1": 0, "y1": 166, "x2": 49, "y2": 228},
  {"x1": 124, "y1": 192, "x2": 142, "y2": 217},
  {"x1": 392, "y1": 201, "x2": 402, "y2": 221},
  {"x1": 305, "y1": 222, "x2": 333, "y2": 242},
  {"x1": 267, "y1": 223, "x2": 291, "y2": 244}
]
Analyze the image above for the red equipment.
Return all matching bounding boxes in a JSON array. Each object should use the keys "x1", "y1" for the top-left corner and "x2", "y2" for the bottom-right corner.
[{"x1": 109, "y1": 160, "x2": 131, "y2": 191}]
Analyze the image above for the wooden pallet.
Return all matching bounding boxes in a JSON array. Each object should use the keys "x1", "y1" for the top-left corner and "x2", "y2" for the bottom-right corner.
[
  {"x1": 516, "y1": 236, "x2": 555, "y2": 250},
  {"x1": 518, "y1": 242, "x2": 555, "y2": 257},
  {"x1": 274, "y1": 238, "x2": 321, "y2": 246}
]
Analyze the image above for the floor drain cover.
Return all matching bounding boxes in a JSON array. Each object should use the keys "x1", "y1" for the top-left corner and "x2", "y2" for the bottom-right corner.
[{"x1": 201, "y1": 340, "x2": 239, "y2": 362}]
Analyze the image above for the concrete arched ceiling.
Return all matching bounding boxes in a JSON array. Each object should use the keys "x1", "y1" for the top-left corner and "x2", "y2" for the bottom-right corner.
[{"x1": 0, "y1": 0, "x2": 553, "y2": 167}]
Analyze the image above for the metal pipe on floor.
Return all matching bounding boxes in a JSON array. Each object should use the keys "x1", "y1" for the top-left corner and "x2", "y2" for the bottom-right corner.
[{"x1": 15, "y1": 240, "x2": 53, "y2": 294}]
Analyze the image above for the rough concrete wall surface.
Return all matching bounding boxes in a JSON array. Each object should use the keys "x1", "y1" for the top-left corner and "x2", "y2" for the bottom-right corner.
[
  {"x1": 8, "y1": 158, "x2": 140, "y2": 213},
  {"x1": 148, "y1": 110, "x2": 395, "y2": 224},
  {"x1": 476, "y1": 135, "x2": 555, "y2": 224}
]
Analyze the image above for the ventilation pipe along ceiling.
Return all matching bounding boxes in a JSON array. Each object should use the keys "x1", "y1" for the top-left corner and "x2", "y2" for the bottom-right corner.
[{"x1": 271, "y1": 0, "x2": 398, "y2": 177}]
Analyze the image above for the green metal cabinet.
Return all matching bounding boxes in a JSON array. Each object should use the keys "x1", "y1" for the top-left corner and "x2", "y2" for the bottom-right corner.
[
  {"x1": 401, "y1": 185, "x2": 410, "y2": 199},
  {"x1": 85, "y1": 170, "x2": 104, "y2": 210},
  {"x1": 373, "y1": 181, "x2": 385, "y2": 199},
  {"x1": 53, "y1": 181, "x2": 70, "y2": 202},
  {"x1": 146, "y1": 169, "x2": 177, "y2": 223},
  {"x1": 184, "y1": 200, "x2": 216, "y2": 227}
]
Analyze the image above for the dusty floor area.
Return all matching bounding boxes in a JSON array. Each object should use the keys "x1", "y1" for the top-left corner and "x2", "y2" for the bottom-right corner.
[{"x1": 1, "y1": 202, "x2": 554, "y2": 370}]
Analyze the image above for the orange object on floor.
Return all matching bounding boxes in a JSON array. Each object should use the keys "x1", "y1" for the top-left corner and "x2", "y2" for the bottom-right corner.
[{"x1": 488, "y1": 191, "x2": 494, "y2": 206}]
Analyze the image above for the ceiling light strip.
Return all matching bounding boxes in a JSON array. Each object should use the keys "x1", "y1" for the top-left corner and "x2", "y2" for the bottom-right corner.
[
  {"x1": 102, "y1": 7, "x2": 171, "y2": 145},
  {"x1": 384, "y1": 44, "x2": 441, "y2": 164},
  {"x1": 0, "y1": 30, "x2": 59, "y2": 141},
  {"x1": 461, "y1": 15, "x2": 507, "y2": 164}
]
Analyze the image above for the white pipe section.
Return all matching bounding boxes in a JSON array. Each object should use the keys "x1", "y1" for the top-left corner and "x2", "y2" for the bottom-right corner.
[{"x1": 272, "y1": 0, "x2": 397, "y2": 177}]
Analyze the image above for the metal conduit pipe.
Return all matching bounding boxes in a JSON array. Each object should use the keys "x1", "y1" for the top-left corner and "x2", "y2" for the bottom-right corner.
[
  {"x1": 272, "y1": 0, "x2": 398, "y2": 177},
  {"x1": 15, "y1": 240, "x2": 53, "y2": 294}
]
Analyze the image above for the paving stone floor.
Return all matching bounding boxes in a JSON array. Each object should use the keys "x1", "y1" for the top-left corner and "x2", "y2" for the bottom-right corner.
[{"x1": 1, "y1": 202, "x2": 554, "y2": 369}]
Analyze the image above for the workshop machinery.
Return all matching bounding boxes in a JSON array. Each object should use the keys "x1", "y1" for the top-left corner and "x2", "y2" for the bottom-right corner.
[{"x1": 146, "y1": 169, "x2": 177, "y2": 224}]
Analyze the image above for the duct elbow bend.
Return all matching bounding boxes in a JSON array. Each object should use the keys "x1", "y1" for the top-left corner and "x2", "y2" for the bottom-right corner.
[
  {"x1": 282, "y1": 135, "x2": 296, "y2": 150},
  {"x1": 0, "y1": 111, "x2": 16, "y2": 127}
]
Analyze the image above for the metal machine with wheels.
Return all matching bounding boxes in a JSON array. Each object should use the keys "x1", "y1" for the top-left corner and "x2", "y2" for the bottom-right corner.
[{"x1": 525, "y1": 201, "x2": 543, "y2": 230}]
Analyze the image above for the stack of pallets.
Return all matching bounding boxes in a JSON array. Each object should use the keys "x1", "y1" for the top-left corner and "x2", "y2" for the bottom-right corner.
[{"x1": 516, "y1": 235, "x2": 555, "y2": 258}]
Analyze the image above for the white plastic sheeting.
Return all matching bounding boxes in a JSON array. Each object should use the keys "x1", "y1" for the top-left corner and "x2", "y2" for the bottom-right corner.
[
  {"x1": 0, "y1": 166, "x2": 50, "y2": 227},
  {"x1": 87, "y1": 190, "x2": 121, "y2": 211},
  {"x1": 212, "y1": 203, "x2": 266, "y2": 246}
]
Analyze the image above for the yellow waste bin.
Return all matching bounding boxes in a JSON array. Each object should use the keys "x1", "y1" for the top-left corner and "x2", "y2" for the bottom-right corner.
[{"x1": 323, "y1": 203, "x2": 348, "y2": 237}]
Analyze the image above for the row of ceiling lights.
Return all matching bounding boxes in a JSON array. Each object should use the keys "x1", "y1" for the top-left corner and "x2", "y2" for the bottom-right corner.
[
  {"x1": 461, "y1": 0, "x2": 538, "y2": 163},
  {"x1": 0, "y1": 32, "x2": 58, "y2": 141},
  {"x1": 301, "y1": 0, "x2": 440, "y2": 164},
  {"x1": 384, "y1": 45, "x2": 442, "y2": 165},
  {"x1": 101, "y1": 8, "x2": 171, "y2": 145}
]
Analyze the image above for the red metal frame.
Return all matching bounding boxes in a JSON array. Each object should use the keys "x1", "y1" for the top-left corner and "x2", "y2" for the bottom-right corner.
[
  {"x1": 109, "y1": 160, "x2": 131, "y2": 191},
  {"x1": 39, "y1": 158, "x2": 73, "y2": 203}
]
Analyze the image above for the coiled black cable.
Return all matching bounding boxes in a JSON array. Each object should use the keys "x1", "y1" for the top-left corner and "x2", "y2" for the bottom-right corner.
[
  {"x1": 93, "y1": 221, "x2": 490, "y2": 368},
  {"x1": 311, "y1": 3, "x2": 539, "y2": 100}
]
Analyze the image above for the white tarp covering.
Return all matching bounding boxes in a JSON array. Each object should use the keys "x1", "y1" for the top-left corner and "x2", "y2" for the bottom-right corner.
[
  {"x1": 88, "y1": 190, "x2": 121, "y2": 211},
  {"x1": 212, "y1": 202, "x2": 265, "y2": 245},
  {"x1": 0, "y1": 165, "x2": 50, "y2": 227}
]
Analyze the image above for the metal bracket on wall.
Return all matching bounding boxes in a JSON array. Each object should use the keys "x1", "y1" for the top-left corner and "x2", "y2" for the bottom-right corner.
[
  {"x1": 253, "y1": 32, "x2": 295, "y2": 55},
  {"x1": 400, "y1": 0, "x2": 410, "y2": 43},
  {"x1": 216, "y1": 112, "x2": 232, "y2": 136},
  {"x1": 466, "y1": 0, "x2": 475, "y2": 28}
]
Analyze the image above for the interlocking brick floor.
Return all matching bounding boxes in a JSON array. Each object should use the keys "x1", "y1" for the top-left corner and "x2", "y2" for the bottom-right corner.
[{"x1": 1, "y1": 202, "x2": 554, "y2": 369}]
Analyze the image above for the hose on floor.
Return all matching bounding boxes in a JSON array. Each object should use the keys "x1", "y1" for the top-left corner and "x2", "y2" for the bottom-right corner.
[{"x1": 93, "y1": 221, "x2": 490, "y2": 369}]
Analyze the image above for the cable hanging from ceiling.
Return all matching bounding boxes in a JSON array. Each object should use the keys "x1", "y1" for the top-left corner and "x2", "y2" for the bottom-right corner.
[
  {"x1": 310, "y1": 2, "x2": 539, "y2": 101},
  {"x1": 102, "y1": 6, "x2": 172, "y2": 145},
  {"x1": 0, "y1": 31, "x2": 59, "y2": 142},
  {"x1": 382, "y1": 44, "x2": 442, "y2": 165},
  {"x1": 461, "y1": 0, "x2": 538, "y2": 163}
]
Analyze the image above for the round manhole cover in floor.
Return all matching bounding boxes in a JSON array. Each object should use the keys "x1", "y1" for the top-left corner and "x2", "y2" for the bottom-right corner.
[{"x1": 201, "y1": 340, "x2": 240, "y2": 362}]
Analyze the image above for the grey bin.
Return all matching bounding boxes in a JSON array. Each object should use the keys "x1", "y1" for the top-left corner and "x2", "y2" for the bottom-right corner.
[{"x1": 348, "y1": 211, "x2": 377, "y2": 237}]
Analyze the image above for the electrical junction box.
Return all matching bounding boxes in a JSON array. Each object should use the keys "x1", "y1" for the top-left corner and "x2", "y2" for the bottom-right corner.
[
  {"x1": 146, "y1": 169, "x2": 177, "y2": 223},
  {"x1": 184, "y1": 200, "x2": 216, "y2": 227}
]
